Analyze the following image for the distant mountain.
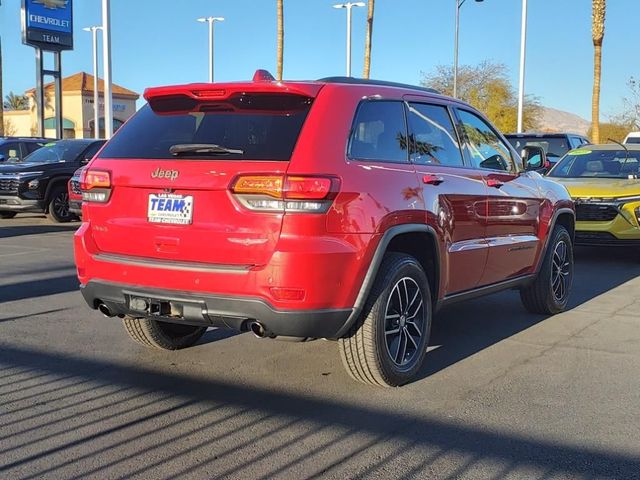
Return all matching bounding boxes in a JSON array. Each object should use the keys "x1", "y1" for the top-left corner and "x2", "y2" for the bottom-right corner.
[{"x1": 537, "y1": 107, "x2": 591, "y2": 136}]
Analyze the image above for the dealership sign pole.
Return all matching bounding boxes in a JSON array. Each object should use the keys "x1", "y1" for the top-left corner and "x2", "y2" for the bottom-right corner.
[{"x1": 21, "y1": 0, "x2": 74, "y2": 139}]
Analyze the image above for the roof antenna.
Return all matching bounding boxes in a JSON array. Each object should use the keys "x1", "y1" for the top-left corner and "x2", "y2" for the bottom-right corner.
[{"x1": 253, "y1": 70, "x2": 276, "y2": 82}]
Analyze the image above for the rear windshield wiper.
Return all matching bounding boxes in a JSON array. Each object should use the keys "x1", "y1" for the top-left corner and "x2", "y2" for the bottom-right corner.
[{"x1": 169, "y1": 143, "x2": 244, "y2": 156}]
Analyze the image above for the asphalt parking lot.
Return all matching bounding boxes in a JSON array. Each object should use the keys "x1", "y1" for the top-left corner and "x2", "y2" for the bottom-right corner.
[{"x1": 1, "y1": 216, "x2": 639, "y2": 479}]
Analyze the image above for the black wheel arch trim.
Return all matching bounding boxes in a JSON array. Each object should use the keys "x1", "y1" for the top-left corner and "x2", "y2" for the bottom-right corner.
[
  {"x1": 44, "y1": 176, "x2": 72, "y2": 203},
  {"x1": 535, "y1": 207, "x2": 575, "y2": 275},
  {"x1": 336, "y1": 209, "x2": 574, "y2": 337},
  {"x1": 335, "y1": 224, "x2": 441, "y2": 338}
]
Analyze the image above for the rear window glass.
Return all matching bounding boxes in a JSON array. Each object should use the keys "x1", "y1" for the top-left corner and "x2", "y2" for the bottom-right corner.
[
  {"x1": 18, "y1": 140, "x2": 88, "y2": 164},
  {"x1": 626, "y1": 137, "x2": 640, "y2": 144},
  {"x1": 98, "y1": 95, "x2": 313, "y2": 161}
]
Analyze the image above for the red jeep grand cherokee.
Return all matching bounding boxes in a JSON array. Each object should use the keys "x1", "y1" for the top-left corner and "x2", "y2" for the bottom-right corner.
[{"x1": 75, "y1": 75, "x2": 575, "y2": 387}]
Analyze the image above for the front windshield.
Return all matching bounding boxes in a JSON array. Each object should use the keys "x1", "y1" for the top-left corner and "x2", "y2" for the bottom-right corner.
[
  {"x1": 548, "y1": 148, "x2": 640, "y2": 179},
  {"x1": 507, "y1": 137, "x2": 570, "y2": 159},
  {"x1": 16, "y1": 141, "x2": 87, "y2": 164}
]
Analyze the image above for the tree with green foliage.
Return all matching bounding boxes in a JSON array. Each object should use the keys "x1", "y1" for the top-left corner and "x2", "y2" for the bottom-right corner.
[
  {"x1": 612, "y1": 77, "x2": 640, "y2": 130},
  {"x1": 587, "y1": 121, "x2": 634, "y2": 143},
  {"x1": 421, "y1": 61, "x2": 541, "y2": 133},
  {"x1": 4, "y1": 92, "x2": 29, "y2": 111}
]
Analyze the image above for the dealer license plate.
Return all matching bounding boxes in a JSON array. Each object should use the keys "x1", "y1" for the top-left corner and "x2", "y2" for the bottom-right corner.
[{"x1": 147, "y1": 193, "x2": 193, "y2": 225}]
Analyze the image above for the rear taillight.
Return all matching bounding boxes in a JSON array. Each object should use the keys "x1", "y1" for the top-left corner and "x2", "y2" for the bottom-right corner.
[
  {"x1": 80, "y1": 169, "x2": 112, "y2": 203},
  {"x1": 230, "y1": 174, "x2": 339, "y2": 213}
]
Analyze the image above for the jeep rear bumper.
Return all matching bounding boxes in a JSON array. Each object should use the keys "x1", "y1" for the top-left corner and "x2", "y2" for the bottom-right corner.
[{"x1": 80, "y1": 280, "x2": 352, "y2": 339}]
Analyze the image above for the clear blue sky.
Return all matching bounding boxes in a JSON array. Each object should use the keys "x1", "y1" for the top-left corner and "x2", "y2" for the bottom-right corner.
[{"x1": 1, "y1": 0, "x2": 637, "y2": 120}]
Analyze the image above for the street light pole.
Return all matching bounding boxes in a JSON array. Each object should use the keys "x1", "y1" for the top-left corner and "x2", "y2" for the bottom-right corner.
[
  {"x1": 517, "y1": 0, "x2": 528, "y2": 133},
  {"x1": 454, "y1": 0, "x2": 460, "y2": 98},
  {"x1": 333, "y1": 2, "x2": 365, "y2": 77},
  {"x1": 83, "y1": 26, "x2": 102, "y2": 139},
  {"x1": 101, "y1": 0, "x2": 113, "y2": 138},
  {"x1": 197, "y1": 17, "x2": 224, "y2": 83},
  {"x1": 453, "y1": 0, "x2": 483, "y2": 99}
]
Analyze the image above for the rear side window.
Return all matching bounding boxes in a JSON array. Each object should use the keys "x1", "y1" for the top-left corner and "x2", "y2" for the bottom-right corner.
[
  {"x1": 82, "y1": 142, "x2": 104, "y2": 162},
  {"x1": 24, "y1": 142, "x2": 45, "y2": 155},
  {"x1": 348, "y1": 101, "x2": 408, "y2": 163},
  {"x1": 98, "y1": 95, "x2": 313, "y2": 161},
  {"x1": 570, "y1": 136, "x2": 585, "y2": 149},
  {"x1": 407, "y1": 103, "x2": 463, "y2": 167}
]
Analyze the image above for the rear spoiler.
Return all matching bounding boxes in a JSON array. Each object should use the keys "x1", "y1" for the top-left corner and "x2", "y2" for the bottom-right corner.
[{"x1": 143, "y1": 81, "x2": 323, "y2": 104}]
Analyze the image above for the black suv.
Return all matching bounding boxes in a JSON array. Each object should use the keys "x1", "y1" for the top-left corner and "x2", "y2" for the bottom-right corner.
[
  {"x1": 0, "y1": 139, "x2": 105, "y2": 221},
  {"x1": 0, "y1": 137, "x2": 48, "y2": 163},
  {"x1": 505, "y1": 132, "x2": 590, "y2": 171}
]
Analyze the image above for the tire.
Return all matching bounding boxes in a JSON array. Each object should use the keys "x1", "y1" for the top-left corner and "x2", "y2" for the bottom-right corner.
[
  {"x1": 46, "y1": 185, "x2": 74, "y2": 223},
  {"x1": 0, "y1": 212, "x2": 17, "y2": 219},
  {"x1": 339, "y1": 253, "x2": 432, "y2": 387},
  {"x1": 122, "y1": 316, "x2": 207, "y2": 350},
  {"x1": 520, "y1": 225, "x2": 573, "y2": 315}
]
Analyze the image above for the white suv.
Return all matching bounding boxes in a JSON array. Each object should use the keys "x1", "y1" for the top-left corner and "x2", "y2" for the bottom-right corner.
[{"x1": 624, "y1": 132, "x2": 640, "y2": 144}]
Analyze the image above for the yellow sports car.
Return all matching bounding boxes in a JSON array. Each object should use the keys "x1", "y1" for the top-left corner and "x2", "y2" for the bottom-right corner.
[{"x1": 547, "y1": 144, "x2": 640, "y2": 246}]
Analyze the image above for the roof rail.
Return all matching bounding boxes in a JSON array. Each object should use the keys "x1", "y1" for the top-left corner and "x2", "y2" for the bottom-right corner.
[{"x1": 317, "y1": 76, "x2": 440, "y2": 95}]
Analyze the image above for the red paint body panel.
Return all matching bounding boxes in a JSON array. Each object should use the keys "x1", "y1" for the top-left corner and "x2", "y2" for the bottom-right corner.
[
  {"x1": 413, "y1": 164, "x2": 488, "y2": 294},
  {"x1": 75, "y1": 78, "x2": 574, "y2": 328}
]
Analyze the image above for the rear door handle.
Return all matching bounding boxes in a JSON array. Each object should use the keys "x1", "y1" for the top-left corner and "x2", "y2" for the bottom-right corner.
[
  {"x1": 486, "y1": 178, "x2": 504, "y2": 188},
  {"x1": 422, "y1": 174, "x2": 444, "y2": 185}
]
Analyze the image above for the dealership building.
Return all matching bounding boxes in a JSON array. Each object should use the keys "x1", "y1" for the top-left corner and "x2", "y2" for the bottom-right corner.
[{"x1": 5, "y1": 72, "x2": 139, "y2": 139}]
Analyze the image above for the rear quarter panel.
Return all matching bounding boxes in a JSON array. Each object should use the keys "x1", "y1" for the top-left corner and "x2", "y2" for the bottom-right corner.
[{"x1": 286, "y1": 84, "x2": 429, "y2": 305}]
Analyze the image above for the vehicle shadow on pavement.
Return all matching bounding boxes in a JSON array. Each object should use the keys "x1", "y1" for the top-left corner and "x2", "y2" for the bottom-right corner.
[
  {"x1": 198, "y1": 327, "x2": 239, "y2": 344},
  {"x1": 0, "y1": 344, "x2": 638, "y2": 479},
  {"x1": 0, "y1": 308, "x2": 69, "y2": 324},
  {"x1": 418, "y1": 246, "x2": 640, "y2": 382},
  {"x1": 0, "y1": 275, "x2": 79, "y2": 303},
  {"x1": 0, "y1": 223, "x2": 79, "y2": 239}
]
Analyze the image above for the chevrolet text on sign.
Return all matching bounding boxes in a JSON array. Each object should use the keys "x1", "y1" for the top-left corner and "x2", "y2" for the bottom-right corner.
[{"x1": 22, "y1": 0, "x2": 74, "y2": 51}]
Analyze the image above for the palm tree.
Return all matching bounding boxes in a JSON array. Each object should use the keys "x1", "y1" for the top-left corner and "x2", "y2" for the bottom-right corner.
[
  {"x1": 591, "y1": 0, "x2": 606, "y2": 143},
  {"x1": 276, "y1": 0, "x2": 284, "y2": 80},
  {"x1": 363, "y1": 0, "x2": 375, "y2": 79},
  {"x1": 4, "y1": 92, "x2": 29, "y2": 111}
]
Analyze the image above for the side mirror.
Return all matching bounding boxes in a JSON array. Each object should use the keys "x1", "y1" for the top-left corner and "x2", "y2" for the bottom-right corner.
[{"x1": 521, "y1": 145, "x2": 548, "y2": 171}]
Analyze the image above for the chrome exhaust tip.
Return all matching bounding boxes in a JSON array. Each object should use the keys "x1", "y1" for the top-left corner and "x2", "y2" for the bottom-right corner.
[
  {"x1": 249, "y1": 321, "x2": 268, "y2": 338},
  {"x1": 97, "y1": 303, "x2": 115, "y2": 318}
]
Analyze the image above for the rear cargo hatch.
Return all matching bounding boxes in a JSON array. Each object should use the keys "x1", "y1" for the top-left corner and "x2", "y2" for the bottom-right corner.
[{"x1": 84, "y1": 82, "x2": 322, "y2": 268}]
